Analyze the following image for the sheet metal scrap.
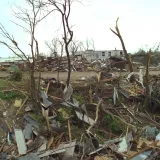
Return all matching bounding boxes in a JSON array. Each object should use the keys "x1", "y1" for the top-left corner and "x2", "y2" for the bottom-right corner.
[
  {"x1": 18, "y1": 153, "x2": 40, "y2": 160},
  {"x1": 57, "y1": 140, "x2": 76, "y2": 156},
  {"x1": 24, "y1": 114, "x2": 39, "y2": 130},
  {"x1": 131, "y1": 150, "x2": 152, "y2": 160},
  {"x1": 14, "y1": 129, "x2": 27, "y2": 155},
  {"x1": 37, "y1": 148, "x2": 66, "y2": 158},
  {"x1": 24, "y1": 123, "x2": 32, "y2": 140},
  {"x1": 37, "y1": 136, "x2": 48, "y2": 152},
  {"x1": 40, "y1": 91, "x2": 52, "y2": 108},
  {"x1": 118, "y1": 137, "x2": 129, "y2": 153},
  {"x1": 89, "y1": 137, "x2": 123, "y2": 155},
  {"x1": 1, "y1": 152, "x2": 7, "y2": 160},
  {"x1": 63, "y1": 84, "x2": 73, "y2": 102}
]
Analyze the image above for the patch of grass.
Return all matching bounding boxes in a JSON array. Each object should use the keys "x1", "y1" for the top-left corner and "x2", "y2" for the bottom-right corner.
[
  {"x1": 0, "y1": 79, "x2": 27, "y2": 101},
  {"x1": 10, "y1": 70, "x2": 23, "y2": 81},
  {"x1": 107, "y1": 98, "x2": 113, "y2": 103},
  {"x1": 57, "y1": 112, "x2": 64, "y2": 122},
  {"x1": 0, "y1": 79, "x2": 9, "y2": 90},
  {"x1": 57, "y1": 107, "x2": 72, "y2": 122},
  {"x1": 73, "y1": 93, "x2": 85, "y2": 104},
  {"x1": 29, "y1": 112, "x2": 44, "y2": 126},
  {"x1": 104, "y1": 114, "x2": 121, "y2": 133},
  {"x1": 0, "y1": 91, "x2": 24, "y2": 101}
]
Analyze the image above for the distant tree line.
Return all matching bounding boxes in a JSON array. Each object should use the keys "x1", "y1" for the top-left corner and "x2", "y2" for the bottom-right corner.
[{"x1": 132, "y1": 49, "x2": 160, "y2": 66}]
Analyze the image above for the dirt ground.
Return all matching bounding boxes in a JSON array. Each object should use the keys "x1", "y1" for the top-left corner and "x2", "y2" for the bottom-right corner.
[{"x1": 0, "y1": 70, "x2": 160, "y2": 81}]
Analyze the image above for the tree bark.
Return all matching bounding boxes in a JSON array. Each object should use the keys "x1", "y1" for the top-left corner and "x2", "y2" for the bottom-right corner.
[
  {"x1": 143, "y1": 51, "x2": 151, "y2": 109},
  {"x1": 110, "y1": 18, "x2": 135, "y2": 81},
  {"x1": 66, "y1": 45, "x2": 71, "y2": 86},
  {"x1": 30, "y1": 65, "x2": 39, "y2": 109},
  {"x1": 118, "y1": 33, "x2": 134, "y2": 73}
]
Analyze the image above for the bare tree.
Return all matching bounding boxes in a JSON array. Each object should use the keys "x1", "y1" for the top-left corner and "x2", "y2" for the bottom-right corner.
[
  {"x1": 90, "y1": 38, "x2": 95, "y2": 50},
  {"x1": 85, "y1": 38, "x2": 90, "y2": 50},
  {"x1": 42, "y1": 0, "x2": 74, "y2": 87},
  {"x1": 45, "y1": 38, "x2": 59, "y2": 57},
  {"x1": 110, "y1": 18, "x2": 135, "y2": 81},
  {"x1": 143, "y1": 45, "x2": 159, "y2": 109},
  {"x1": 80, "y1": 38, "x2": 95, "y2": 51},
  {"x1": 69, "y1": 38, "x2": 81, "y2": 56},
  {"x1": 0, "y1": 0, "x2": 53, "y2": 108},
  {"x1": 45, "y1": 36, "x2": 64, "y2": 82}
]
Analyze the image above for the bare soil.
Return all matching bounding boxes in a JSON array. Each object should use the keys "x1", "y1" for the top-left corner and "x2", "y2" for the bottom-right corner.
[{"x1": 0, "y1": 70, "x2": 160, "y2": 81}]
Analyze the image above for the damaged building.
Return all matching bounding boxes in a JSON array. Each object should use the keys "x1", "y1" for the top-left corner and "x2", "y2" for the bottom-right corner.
[{"x1": 76, "y1": 49, "x2": 125, "y2": 62}]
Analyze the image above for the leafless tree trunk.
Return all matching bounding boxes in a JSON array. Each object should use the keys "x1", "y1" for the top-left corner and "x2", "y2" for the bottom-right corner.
[
  {"x1": 110, "y1": 18, "x2": 135, "y2": 81},
  {"x1": 57, "y1": 40, "x2": 64, "y2": 83},
  {"x1": 143, "y1": 51, "x2": 151, "y2": 109},
  {"x1": 47, "y1": 0, "x2": 73, "y2": 87}
]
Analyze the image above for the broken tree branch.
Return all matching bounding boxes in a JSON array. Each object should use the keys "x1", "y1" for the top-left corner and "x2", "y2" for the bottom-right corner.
[
  {"x1": 86, "y1": 100, "x2": 102, "y2": 134},
  {"x1": 143, "y1": 50, "x2": 151, "y2": 109},
  {"x1": 110, "y1": 18, "x2": 135, "y2": 81}
]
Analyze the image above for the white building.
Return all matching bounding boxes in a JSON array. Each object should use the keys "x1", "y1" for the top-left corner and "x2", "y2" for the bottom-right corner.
[{"x1": 76, "y1": 49, "x2": 124, "y2": 62}]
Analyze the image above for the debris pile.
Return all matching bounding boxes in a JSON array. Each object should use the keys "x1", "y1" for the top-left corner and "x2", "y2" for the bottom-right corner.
[
  {"x1": 36, "y1": 55, "x2": 130, "y2": 73},
  {"x1": 37, "y1": 55, "x2": 89, "y2": 72},
  {"x1": 0, "y1": 71, "x2": 160, "y2": 160}
]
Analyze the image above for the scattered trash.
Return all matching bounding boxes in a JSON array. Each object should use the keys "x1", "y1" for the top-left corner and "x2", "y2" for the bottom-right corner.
[
  {"x1": 156, "y1": 133, "x2": 160, "y2": 140},
  {"x1": 145, "y1": 126, "x2": 156, "y2": 138},
  {"x1": 131, "y1": 150, "x2": 152, "y2": 160},
  {"x1": 14, "y1": 99, "x2": 22, "y2": 107},
  {"x1": 3, "y1": 111, "x2": 6, "y2": 116},
  {"x1": 118, "y1": 136, "x2": 129, "y2": 152}
]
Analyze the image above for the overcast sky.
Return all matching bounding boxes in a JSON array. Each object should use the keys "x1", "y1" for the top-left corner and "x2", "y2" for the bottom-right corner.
[{"x1": 0, "y1": 0, "x2": 160, "y2": 57}]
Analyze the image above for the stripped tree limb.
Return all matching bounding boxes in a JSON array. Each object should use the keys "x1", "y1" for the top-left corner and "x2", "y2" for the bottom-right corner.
[
  {"x1": 110, "y1": 18, "x2": 135, "y2": 81},
  {"x1": 86, "y1": 100, "x2": 102, "y2": 134},
  {"x1": 46, "y1": 0, "x2": 74, "y2": 87},
  {"x1": 143, "y1": 50, "x2": 151, "y2": 109}
]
